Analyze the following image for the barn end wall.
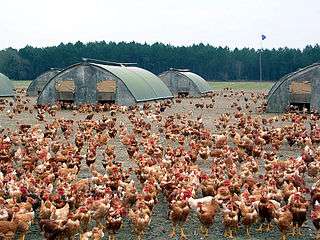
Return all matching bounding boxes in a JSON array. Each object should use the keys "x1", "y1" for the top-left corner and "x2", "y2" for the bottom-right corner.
[
  {"x1": 266, "y1": 78, "x2": 291, "y2": 113},
  {"x1": 37, "y1": 76, "x2": 57, "y2": 105},
  {"x1": 116, "y1": 77, "x2": 136, "y2": 105},
  {"x1": 38, "y1": 64, "x2": 136, "y2": 105},
  {"x1": 158, "y1": 72, "x2": 172, "y2": 91},
  {"x1": 310, "y1": 68, "x2": 320, "y2": 112},
  {"x1": 27, "y1": 70, "x2": 60, "y2": 96},
  {"x1": 159, "y1": 71, "x2": 199, "y2": 96},
  {"x1": 267, "y1": 65, "x2": 320, "y2": 113},
  {"x1": 88, "y1": 66, "x2": 136, "y2": 105},
  {"x1": 0, "y1": 73, "x2": 14, "y2": 97}
]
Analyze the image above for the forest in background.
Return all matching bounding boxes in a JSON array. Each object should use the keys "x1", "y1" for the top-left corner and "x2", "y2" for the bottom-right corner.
[{"x1": 0, "y1": 41, "x2": 319, "y2": 81}]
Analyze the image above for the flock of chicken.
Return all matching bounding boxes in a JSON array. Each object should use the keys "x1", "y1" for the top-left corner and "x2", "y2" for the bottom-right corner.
[{"x1": 0, "y1": 89, "x2": 320, "y2": 240}]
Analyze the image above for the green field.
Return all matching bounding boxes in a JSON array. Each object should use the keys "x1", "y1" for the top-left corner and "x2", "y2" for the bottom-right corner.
[
  {"x1": 12, "y1": 80, "x2": 32, "y2": 88},
  {"x1": 12, "y1": 80, "x2": 274, "y2": 91},
  {"x1": 209, "y1": 81, "x2": 273, "y2": 90}
]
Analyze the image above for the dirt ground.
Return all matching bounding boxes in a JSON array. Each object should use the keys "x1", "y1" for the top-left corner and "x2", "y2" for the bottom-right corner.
[{"x1": 0, "y1": 88, "x2": 317, "y2": 240}]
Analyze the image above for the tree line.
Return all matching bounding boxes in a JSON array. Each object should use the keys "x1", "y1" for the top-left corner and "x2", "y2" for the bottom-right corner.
[{"x1": 0, "y1": 41, "x2": 319, "y2": 81}]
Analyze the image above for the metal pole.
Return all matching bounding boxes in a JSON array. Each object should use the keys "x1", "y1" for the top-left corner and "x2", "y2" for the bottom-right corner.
[
  {"x1": 81, "y1": 57, "x2": 137, "y2": 66},
  {"x1": 259, "y1": 37, "x2": 263, "y2": 82},
  {"x1": 259, "y1": 50, "x2": 262, "y2": 82}
]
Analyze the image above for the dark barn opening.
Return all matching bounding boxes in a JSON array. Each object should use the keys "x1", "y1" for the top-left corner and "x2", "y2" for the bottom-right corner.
[
  {"x1": 178, "y1": 92, "x2": 189, "y2": 97},
  {"x1": 288, "y1": 102, "x2": 310, "y2": 112},
  {"x1": 55, "y1": 80, "x2": 75, "y2": 105},
  {"x1": 288, "y1": 81, "x2": 311, "y2": 112},
  {"x1": 58, "y1": 100, "x2": 75, "y2": 109},
  {"x1": 96, "y1": 80, "x2": 116, "y2": 104}
]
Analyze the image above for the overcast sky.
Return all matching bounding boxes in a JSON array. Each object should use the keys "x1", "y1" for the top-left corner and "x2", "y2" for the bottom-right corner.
[{"x1": 0, "y1": 0, "x2": 319, "y2": 50}]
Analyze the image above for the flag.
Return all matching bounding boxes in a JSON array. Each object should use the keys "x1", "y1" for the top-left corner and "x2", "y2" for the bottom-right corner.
[{"x1": 261, "y1": 34, "x2": 266, "y2": 40}]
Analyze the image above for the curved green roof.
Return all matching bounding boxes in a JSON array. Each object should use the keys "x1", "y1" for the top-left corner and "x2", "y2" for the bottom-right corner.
[
  {"x1": 93, "y1": 64, "x2": 173, "y2": 102},
  {"x1": 179, "y1": 71, "x2": 212, "y2": 93},
  {"x1": 0, "y1": 73, "x2": 14, "y2": 97}
]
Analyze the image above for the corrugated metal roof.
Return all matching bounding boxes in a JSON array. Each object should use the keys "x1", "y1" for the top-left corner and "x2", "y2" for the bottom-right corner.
[
  {"x1": 0, "y1": 73, "x2": 14, "y2": 97},
  {"x1": 93, "y1": 64, "x2": 173, "y2": 102},
  {"x1": 179, "y1": 71, "x2": 212, "y2": 93}
]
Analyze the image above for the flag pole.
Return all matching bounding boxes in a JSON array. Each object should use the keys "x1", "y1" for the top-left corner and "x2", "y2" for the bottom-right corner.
[{"x1": 259, "y1": 36, "x2": 263, "y2": 82}]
